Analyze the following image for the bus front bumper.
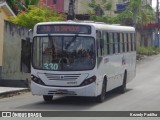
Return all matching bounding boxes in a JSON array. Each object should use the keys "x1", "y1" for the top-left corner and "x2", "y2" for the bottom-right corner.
[{"x1": 31, "y1": 81, "x2": 97, "y2": 97}]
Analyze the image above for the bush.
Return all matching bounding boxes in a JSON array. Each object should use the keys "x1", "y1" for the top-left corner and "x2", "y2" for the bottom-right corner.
[
  {"x1": 8, "y1": 3, "x2": 66, "y2": 28},
  {"x1": 137, "y1": 46, "x2": 160, "y2": 55}
]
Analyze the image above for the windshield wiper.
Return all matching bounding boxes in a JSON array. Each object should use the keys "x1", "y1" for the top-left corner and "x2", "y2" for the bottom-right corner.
[{"x1": 65, "y1": 34, "x2": 78, "y2": 50}]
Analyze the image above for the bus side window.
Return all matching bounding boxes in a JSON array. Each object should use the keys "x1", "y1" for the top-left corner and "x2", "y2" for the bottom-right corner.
[
  {"x1": 122, "y1": 33, "x2": 125, "y2": 52},
  {"x1": 100, "y1": 32, "x2": 105, "y2": 56},
  {"x1": 103, "y1": 32, "x2": 108, "y2": 55},
  {"x1": 117, "y1": 33, "x2": 120, "y2": 53},
  {"x1": 123, "y1": 33, "x2": 127, "y2": 52},
  {"x1": 107, "y1": 32, "x2": 110, "y2": 55},
  {"x1": 133, "y1": 33, "x2": 136, "y2": 51},
  {"x1": 120, "y1": 33, "x2": 123, "y2": 53},
  {"x1": 114, "y1": 33, "x2": 119, "y2": 54},
  {"x1": 126, "y1": 33, "x2": 129, "y2": 52},
  {"x1": 128, "y1": 33, "x2": 131, "y2": 52},
  {"x1": 108, "y1": 33, "x2": 113, "y2": 55},
  {"x1": 96, "y1": 30, "x2": 101, "y2": 56},
  {"x1": 130, "y1": 33, "x2": 133, "y2": 51},
  {"x1": 113, "y1": 33, "x2": 115, "y2": 54}
]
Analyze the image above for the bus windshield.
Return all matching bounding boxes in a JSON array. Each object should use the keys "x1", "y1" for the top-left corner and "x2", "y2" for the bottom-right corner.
[{"x1": 32, "y1": 36, "x2": 96, "y2": 71}]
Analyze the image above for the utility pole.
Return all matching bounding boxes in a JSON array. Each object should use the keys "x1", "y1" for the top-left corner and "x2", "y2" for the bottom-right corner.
[
  {"x1": 156, "y1": 0, "x2": 159, "y2": 47},
  {"x1": 67, "y1": 0, "x2": 75, "y2": 20}
]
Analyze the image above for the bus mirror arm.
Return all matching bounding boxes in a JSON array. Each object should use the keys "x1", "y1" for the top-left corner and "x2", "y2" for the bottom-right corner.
[{"x1": 27, "y1": 29, "x2": 33, "y2": 43}]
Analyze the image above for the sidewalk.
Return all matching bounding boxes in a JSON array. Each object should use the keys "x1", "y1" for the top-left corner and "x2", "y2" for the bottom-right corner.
[{"x1": 0, "y1": 87, "x2": 29, "y2": 97}]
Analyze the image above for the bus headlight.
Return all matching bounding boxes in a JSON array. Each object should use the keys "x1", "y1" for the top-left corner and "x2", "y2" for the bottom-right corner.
[
  {"x1": 80, "y1": 76, "x2": 96, "y2": 86},
  {"x1": 31, "y1": 75, "x2": 45, "y2": 85}
]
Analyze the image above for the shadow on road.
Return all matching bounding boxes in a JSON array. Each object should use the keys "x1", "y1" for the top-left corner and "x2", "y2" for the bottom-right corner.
[{"x1": 16, "y1": 89, "x2": 132, "y2": 111}]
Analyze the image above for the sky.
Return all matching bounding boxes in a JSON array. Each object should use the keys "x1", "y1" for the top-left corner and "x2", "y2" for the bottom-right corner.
[{"x1": 152, "y1": 0, "x2": 158, "y2": 10}]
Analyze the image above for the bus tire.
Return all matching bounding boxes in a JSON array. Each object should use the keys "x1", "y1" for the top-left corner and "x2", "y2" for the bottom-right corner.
[
  {"x1": 96, "y1": 80, "x2": 107, "y2": 103},
  {"x1": 118, "y1": 72, "x2": 127, "y2": 93},
  {"x1": 43, "y1": 95, "x2": 53, "y2": 102}
]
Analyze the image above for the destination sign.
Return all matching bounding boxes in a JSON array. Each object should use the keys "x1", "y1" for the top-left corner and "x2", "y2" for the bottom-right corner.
[{"x1": 37, "y1": 24, "x2": 91, "y2": 34}]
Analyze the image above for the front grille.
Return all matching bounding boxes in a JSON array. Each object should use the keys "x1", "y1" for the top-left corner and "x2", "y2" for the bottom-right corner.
[
  {"x1": 48, "y1": 90, "x2": 77, "y2": 95},
  {"x1": 45, "y1": 73, "x2": 81, "y2": 81}
]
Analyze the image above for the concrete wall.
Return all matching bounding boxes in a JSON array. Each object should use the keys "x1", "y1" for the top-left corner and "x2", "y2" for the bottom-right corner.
[
  {"x1": 75, "y1": 0, "x2": 91, "y2": 14},
  {"x1": 41, "y1": 0, "x2": 64, "y2": 13},
  {"x1": 0, "y1": 2, "x2": 16, "y2": 79},
  {"x1": 1, "y1": 21, "x2": 31, "y2": 86},
  {"x1": 0, "y1": 15, "x2": 3, "y2": 79},
  {"x1": 0, "y1": 8, "x2": 5, "y2": 79}
]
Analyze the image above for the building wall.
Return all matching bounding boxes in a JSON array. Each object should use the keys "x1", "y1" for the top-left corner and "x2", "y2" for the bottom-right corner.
[
  {"x1": 106, "y1": 0, "x2": 123, "y2": 16},
  {"x1": 70, "y1": 0, "x2": 123, "y2": 15},
  {"x1": 0, "y1": 7, "x2": 10, "y2": 79},
  {"x1": 42, "y1": 0, "x2": 64, "y2": 13},
  {"x1": 56, "y1": 0, "x2": 124, "y2": 15},
  {"x1": 0, "y1": 12, "x2": 3, "y2": 65},
  {"x1": 0, "y1": 13, "x2": 3, "y2": 79},
  {"x1": 75, "y1": 0, "x2": 91, "y2": 14},
  {"x1": 2, "y1": 21, "x2": 30, "y2": 82},
  {"x1": 40, "y1": 0, "x2": 125, "y2": 15}
]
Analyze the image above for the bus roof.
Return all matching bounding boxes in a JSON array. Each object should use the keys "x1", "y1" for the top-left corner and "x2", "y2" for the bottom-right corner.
[{"x1": 35, "y1": 21, "x2": 135, "y2": 33}]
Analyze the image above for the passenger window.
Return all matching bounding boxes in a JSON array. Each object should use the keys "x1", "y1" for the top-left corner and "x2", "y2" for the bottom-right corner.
[
  {"x1": 103, "y1": 32, "x2": 109, "y2": 55},
  {"x1": 120, "y1": 33, "x2": 123, "y2": 53},
  {"x1": 126, "y1": 34, "x2": 129, "y2": 52},
  {"x1": 123, "y1": 33, "x2": 127, "y2": 52},
  {"x1": 108, "y1": 33, "x2": 114, "y2": 54},
  {"x1": 96, "y1": 31, "x2": 101, "y2": 56},
  {"x1": 128, "y1": 33, "x2": 131, "y2": 52},
  {"x1": 114, "y1": 33, "x2": 119, "y2": 54}
]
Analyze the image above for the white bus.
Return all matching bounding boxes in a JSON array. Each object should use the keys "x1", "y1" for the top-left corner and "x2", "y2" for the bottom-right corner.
[{"x1": 31, "y1": 21, "x2": 136, "y2": 102}]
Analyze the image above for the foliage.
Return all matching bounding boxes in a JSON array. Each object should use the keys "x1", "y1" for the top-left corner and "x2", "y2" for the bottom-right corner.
[
  {"x1": 89, "y1": 0, "x2": 155, "y2": 25},
  {"x1": 24, "y1": 0, "x2": 39, "y2": 6},
  {"x1": 137, "y1": 46, "x2": 160, "y2": 55},
  {"x1": 8, "y1": 3, "x2": 65, "y2": 28},
  {"x1": 115, "y1": 10, "x2": 133, "y2": 25},
  {"x1": 90, "y1": 15, "x2": 117, "y2": 24},
  {"x1": 88, "y1": 0, "x2": 112, "y2": 16},
  {"x1": 117, "y1": 0, "x2": 155, "y2": 25},
  {"x1": 7, "y1": 0, "x2": 39, "y2": 15}
]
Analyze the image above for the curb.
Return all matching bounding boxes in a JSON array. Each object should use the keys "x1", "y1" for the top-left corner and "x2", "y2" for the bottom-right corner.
[{"x1": 0, "y1": 88, "x2": 30, "y2": 98}]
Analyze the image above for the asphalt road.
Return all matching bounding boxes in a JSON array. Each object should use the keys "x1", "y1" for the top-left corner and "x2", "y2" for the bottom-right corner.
[{"x1": 1, "y1": 54, "x2": 160, "y2": 120}]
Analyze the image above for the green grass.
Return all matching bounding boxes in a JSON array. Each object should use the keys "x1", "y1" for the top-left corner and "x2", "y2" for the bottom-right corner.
[{"x1": 137, "y1": 46, "x2": 160, "y2": 55}]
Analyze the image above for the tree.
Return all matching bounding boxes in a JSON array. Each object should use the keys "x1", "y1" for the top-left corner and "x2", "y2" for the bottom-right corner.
[
  {"x1": 88, "y1": 0, "x2": 112, "y2": 16},
  {"x1": 116, "y1": 0, "x2": 155, "y2": 26},
  {"x1": 8, "y1": 3, "x2": 65, "y2": 28},
  {"x1": 116, "y1": 0, "x2": 155, "y2": 47}
]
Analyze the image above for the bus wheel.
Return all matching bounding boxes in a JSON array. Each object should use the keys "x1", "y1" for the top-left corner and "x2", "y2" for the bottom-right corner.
[
  {"x1": 43, "y1": 95, "x2": 53, "y2": 102},
  {"x1": 96, "y1": 80, "x2": 106, "y2": 103},
  {"x1": 118, "y1": 72, "x2": 127, "y2": 93}
]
